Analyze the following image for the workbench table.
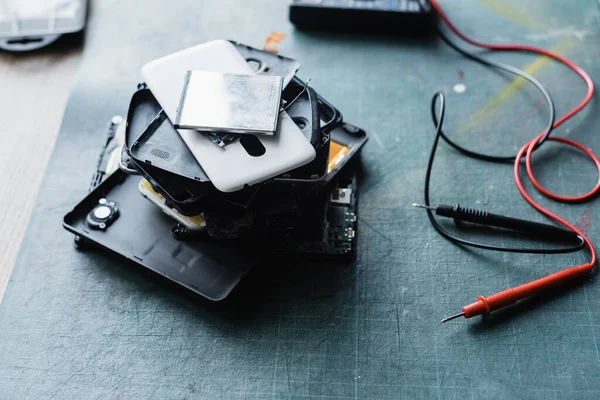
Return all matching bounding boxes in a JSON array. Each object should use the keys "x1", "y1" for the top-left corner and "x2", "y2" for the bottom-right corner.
[{"x1": 1, "y1": 0, "x2": 599, "y2": 398}]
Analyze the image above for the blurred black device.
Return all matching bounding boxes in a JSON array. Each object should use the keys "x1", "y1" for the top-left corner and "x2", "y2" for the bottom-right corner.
[{"x1": 289, "y1": 0, "x2": 433, "y2": 33}]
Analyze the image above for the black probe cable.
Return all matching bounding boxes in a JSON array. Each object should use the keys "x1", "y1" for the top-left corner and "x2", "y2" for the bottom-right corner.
[
  {"x1": 421, "y1": 93, "x2": 585, "y2": 254},
  {"x1": 433, "y1": 29, "x2": 556, "y2": 161},
  {"x1": 417, "y1": 32, "x2": 586, "y2": 254}
]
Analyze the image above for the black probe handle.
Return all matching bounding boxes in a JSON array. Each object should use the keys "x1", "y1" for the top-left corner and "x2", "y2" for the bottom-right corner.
[{"x1": 435, "y1": 205, "x2": 579, "y2": 241}]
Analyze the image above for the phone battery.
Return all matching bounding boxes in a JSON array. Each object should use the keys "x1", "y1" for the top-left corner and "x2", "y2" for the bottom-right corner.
[{"x1": 175, "y1": 71, "x2": 283, "y2": 135}]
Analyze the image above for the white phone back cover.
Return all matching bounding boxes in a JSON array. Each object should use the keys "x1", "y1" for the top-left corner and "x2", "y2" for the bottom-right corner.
[{"x1": 141, "y1": 40, "x2": 315, "y2": 192}]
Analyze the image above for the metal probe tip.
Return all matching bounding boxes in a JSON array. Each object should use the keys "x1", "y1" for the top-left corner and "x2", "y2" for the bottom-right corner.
[
  {"x1": 440, "y1": 312, "x2": 465, "y2": 323},
  {"x1": 412, "y1": 203, "x2": 436, "y2": 210}
]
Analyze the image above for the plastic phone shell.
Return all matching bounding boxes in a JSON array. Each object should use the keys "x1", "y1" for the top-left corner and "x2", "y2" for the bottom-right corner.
[{"x1": 141, "y1": 40, "x2": 316, "y2": 192}]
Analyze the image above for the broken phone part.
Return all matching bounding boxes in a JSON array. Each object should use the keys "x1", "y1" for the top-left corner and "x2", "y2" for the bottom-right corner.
[
  {"x1": 86, "y1": 198, "x2": 119, "y2": 230},
  {"x1": 130, "y1": 109, "x2": 210, "y2": 182},
  {"x1": 230, "y1": 40, "x2": 300, "y2": 84},
  {"x1": 175, "y1": 71, "x2": 283, "y2": 135},
  {"x1": 329, "y1": 141, "x2": 351, "y2": 173},
  {"x1": 325, "y1": 123, "x2": 368, "y2": 182},
  {"x1": 194, "y1": 40, "x2": 302, "y2": 148},
  {"x1": 64, "y1": 41, "x2": 369, "y2": 301},
  {"x1": 127, "y1": 77, "x2": 324, "y2": 183},
  {"x1": 141, "y1": 39, "x2": 316, "y2": 193},
  {"x1": 273, "y1": 172, "x2": 359, "y2": 259},
  {"x1": 124, "y1": 80, "x2": 323, "y2": 216},
  {"x1": 138, "y1": 179, "x2": 206, "y2": 231},
  {"x1": 64, "y1": 170, "x2": 259, "y2": 301},
  {"x1": 123, "y1": 74, "x2": 340, "y2": 219}
]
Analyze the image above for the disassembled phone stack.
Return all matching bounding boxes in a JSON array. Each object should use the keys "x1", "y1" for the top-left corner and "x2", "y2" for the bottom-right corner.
[{"x1": 63, "y1": 40, "x2": 368, "y2": 301}]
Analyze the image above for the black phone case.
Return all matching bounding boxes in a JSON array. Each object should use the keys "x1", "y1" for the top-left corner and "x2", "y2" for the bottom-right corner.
[{"x1": 63, "y1": 169, "x2": 262, "y2": 301}]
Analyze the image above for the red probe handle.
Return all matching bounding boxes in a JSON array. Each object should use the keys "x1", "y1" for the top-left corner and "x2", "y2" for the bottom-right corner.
[{"x1": 462, "y1": 265, "x2": 593, "y2": 318}]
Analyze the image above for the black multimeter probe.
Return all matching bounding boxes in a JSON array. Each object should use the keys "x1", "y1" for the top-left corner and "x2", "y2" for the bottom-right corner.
[{"x1": 413, "y1": 203, "x2": 583, "y2": 244}]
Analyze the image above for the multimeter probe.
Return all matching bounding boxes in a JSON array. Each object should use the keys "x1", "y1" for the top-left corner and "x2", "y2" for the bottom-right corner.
[{"x1": 423, "y1": 0, "x2": 599, "y2": 322}]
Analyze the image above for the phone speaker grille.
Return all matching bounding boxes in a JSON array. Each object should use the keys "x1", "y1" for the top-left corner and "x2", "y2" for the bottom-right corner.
[{"x1": 151, "y1": 148, "x2": 171, "y2": 160}]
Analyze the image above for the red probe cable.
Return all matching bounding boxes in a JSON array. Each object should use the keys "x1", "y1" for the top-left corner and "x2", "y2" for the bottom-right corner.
[{"x1": 429, "y1": 0, "x2": 600, "y2": 322}]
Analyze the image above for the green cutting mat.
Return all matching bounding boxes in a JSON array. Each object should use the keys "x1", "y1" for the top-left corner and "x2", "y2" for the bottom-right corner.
[{"x1": 1, "y1": 0, "x2": 600, "y2": 398}]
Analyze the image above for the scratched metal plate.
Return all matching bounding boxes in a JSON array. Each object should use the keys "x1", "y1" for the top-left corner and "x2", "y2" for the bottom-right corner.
[
  {"x1": 1, "y1": 0, "x2": 600, "y2": 398},
  {"x1": 175, "y1": 71, "x2": 282, "y2": 135}
]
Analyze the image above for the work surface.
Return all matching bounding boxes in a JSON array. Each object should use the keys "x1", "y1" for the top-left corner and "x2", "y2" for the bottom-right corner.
[
  {"x1": 2, "y1": 0, "x2": 600, "y2": 398},
  {"x1": 0, "y1": 45, "x2": 81, "y2": 302}
]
